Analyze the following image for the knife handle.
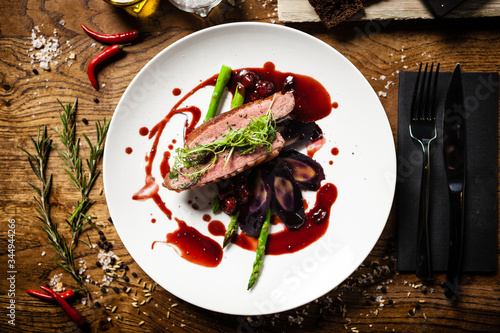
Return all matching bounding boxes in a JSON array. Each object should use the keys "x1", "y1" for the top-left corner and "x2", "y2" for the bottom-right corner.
[
  {"x1": 416, "y1": 141, "x2": 432, "y2": 280},
  {"x1": 444, "y1": 189, "x2": 465, "y2": 300}
]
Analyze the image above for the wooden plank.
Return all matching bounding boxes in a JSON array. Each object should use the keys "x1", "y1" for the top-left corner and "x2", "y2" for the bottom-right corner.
[{"x1": 278, "y1": 0, "x2": 500, "y2": 23}]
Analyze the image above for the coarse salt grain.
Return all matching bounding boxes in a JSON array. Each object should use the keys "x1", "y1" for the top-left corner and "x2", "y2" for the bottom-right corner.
[{"x1": 29, "y1": 27, "x2": 62, "y2": 71}]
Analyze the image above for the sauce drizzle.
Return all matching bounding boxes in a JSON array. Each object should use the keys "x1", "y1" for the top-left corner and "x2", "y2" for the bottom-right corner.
[{"x1": 153, "y1": 218, "x2": 222, "y2": 268}]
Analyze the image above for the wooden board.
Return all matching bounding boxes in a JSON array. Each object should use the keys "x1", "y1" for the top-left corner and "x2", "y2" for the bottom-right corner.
[{"x1": 278, "y1": 0, "x2": 500, "y2": 23}]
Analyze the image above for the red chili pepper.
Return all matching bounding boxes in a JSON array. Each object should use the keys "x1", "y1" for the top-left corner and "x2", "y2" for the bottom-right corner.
[
  {"x1": 40, "y1": 286, "x2": 86, "y2": 326},
  {"x1": 81, "y1": 24, "x2": 140, "y2": 44},
  {"x1": 27, "y1": 289, "x2": 76, "y2": 301},
  {"x1": 87, "y1": 44, "x2": 125, "y2": 91}
]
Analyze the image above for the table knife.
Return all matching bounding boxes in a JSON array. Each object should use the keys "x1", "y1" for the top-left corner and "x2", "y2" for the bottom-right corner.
[{"x1": 442, "y1": 64, "x2": 466, "y2": 300}]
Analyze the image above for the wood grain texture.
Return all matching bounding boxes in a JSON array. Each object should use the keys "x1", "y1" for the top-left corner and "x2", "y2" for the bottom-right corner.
[
  {"x1": 1, "y1": 1, "x2": 499, "y2": 332},
  {"x1": 278, "y1": 0, "x2": 500, "y2": 23}
]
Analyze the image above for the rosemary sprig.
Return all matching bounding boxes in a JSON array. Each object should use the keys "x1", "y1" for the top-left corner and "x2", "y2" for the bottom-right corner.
[
  {"x1": 54, "y1": 98, "x2": 110, "y2": 247},
  {"x1": 18, "y1": 126, "x2": 87, "y2": 294},
  {"x1": 170, "y1": 99, "x2": 277, "y2": 184},
  {"x1": 20, "y1": 99, "x2": 110, "y2": 300}
]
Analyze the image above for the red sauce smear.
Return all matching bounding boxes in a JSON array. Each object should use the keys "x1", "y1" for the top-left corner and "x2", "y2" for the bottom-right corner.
[
  {"x1": 234, "y1": 183, "x2": 337, "y2": 254},
  {"x1": 139, "y1": 127, "x2": 149, "y2": 136},
  {"x1": 208, "y1": 220, "x2": 225, "y2": 237},
  {"x1": 306, "y1": 136, "x2": 326, "y2": 158},
  {"x1": 232, "y1": 62, "x2": 332, "y2": 122},
  {"x1": 153, "y1": 218, "x2": 222, "y2": 267},
  {"x1": 132, "y1": 176, "x2": 172, "y2": 219},
  {"x1": 125, "y1": 147, "x2": 133, "y2": 154},
  {"x1": 160, "y1": 151, "x2": 171, "y2": 179}
]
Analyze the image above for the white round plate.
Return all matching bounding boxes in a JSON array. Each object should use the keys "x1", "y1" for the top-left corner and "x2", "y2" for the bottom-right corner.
[{"x1": 103, "y1": 22, "x2": 396, "y2": 316}]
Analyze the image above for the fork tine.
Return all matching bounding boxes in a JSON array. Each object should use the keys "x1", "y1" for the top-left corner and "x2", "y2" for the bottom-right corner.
[
  {"x1": 429, "y1": 63, "x2": 440, "y2": 119},
  {"x1": 422, "y1": 63, "x2": 434, "y2": 120},
  {"x1": 417, "y1": 63, "x2": 429, "y2": 120},
  {"x1": 410, "y1": 63, "x2": 423, "y2": 120}
]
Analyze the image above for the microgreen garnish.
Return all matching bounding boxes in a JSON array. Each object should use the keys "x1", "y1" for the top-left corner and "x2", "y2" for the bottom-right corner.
[{"x1": 170, "y1": 96, "x2": 277, "y2": 185}]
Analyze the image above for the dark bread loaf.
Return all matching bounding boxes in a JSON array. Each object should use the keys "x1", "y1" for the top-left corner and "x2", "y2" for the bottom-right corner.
[{"x1": 308, "y1": 0, "x2": 364, "y2": 28}]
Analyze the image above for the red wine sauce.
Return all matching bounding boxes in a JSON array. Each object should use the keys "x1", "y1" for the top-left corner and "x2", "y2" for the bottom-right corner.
[
  {"x1": 234, "y1": 183, "x2": 337, "y2": 254},
  {"x1": 153, "y1": 218, "x2": 222, "y2": 268}
]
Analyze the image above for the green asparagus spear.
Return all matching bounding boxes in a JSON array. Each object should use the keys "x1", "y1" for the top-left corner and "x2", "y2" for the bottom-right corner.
[
  {"x1": 231, "y1": 84, "x2": 245, "y2": 109},
  {"x1": 247, "y1": 208, "x2": 271, "y2": 290},
  {"x1": 223, "y1": 212, "x2": 239, "y2": 248},
  {"x1": 204, "y1": 65, "x2": 232, "y2": 122}
]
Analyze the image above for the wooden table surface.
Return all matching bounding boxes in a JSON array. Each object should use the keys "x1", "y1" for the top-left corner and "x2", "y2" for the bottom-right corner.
[{"x1": 1, "y1": 1, "x2": 499, "y2": 332}]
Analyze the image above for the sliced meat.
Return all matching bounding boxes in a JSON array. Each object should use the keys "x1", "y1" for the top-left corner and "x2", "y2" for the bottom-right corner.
[
  {"x1": 163, "y1": 92, "x2": 295, "y2": 192},
  {"x1": 186, "y1": 92, "x2": 294, "y2": 147}
]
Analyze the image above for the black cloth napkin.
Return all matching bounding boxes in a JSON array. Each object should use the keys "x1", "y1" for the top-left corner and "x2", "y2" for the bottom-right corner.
[
  {"x1": 425, "y1": 0, "x2": 467, "y2": 17},
  {"x1": 397, "y1": 70, "x2": 499, "y2": 273}
]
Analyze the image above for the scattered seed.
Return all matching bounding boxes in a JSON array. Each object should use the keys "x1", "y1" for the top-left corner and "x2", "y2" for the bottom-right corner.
[
  {"x1": 125, "y1": 287, "x2": 131, "y2": 293},
  {"x1": 138, "y1": 321, "x2": 145, "y2": 326},
  {"x1": 171, "y1": 303, "x2": 179, "y2": 308},
  {"x1": 146, "y1": 297, "x2": 152, "y2": 303},
  {"x1": 419, "y1": 299, "x2": 427, "y2": 303},
  {"x1": 111, "y1": 306, "x2": 117, "y2": 313},
  {"x1": 374, "y1": 309, "x2": 379, "y2": 316},
  {"x1": 143, "y1": 312, "x2": 149, "y2": 317},
  {"x1": 132, "y1": 297, "x2": 138, "y2": 302},
  {"x1": 137, "y1": 278, "x2": 142, "y2": 284},
  {"x1": 423, "y1": 312, "x2": 428, "y2": 320},
  {"x1": 132, "y1": 302, "x2": 139, "y2": 307},
  {"x1": 167, "y1": 311, "x2": 170, "y2": 319},
  {"x1": 144, "y1": 293, "x2": 152, "y2": 297},
  {"x1": 143, "y1": 281, "x2": 147, "y2": 288},
  {"x1": 140, "y1": 300, "x2": 146, "y2": 306}
]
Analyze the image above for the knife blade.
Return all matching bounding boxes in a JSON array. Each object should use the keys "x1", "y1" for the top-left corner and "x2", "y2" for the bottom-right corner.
[{"x1": 442, "y1": 64, "x2": 466, "y2": 300}]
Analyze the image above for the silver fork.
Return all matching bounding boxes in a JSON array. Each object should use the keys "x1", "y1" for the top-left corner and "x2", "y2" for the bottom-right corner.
[{"x1": 409, "y1": 62, "x2": 440, "y2": 280}]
